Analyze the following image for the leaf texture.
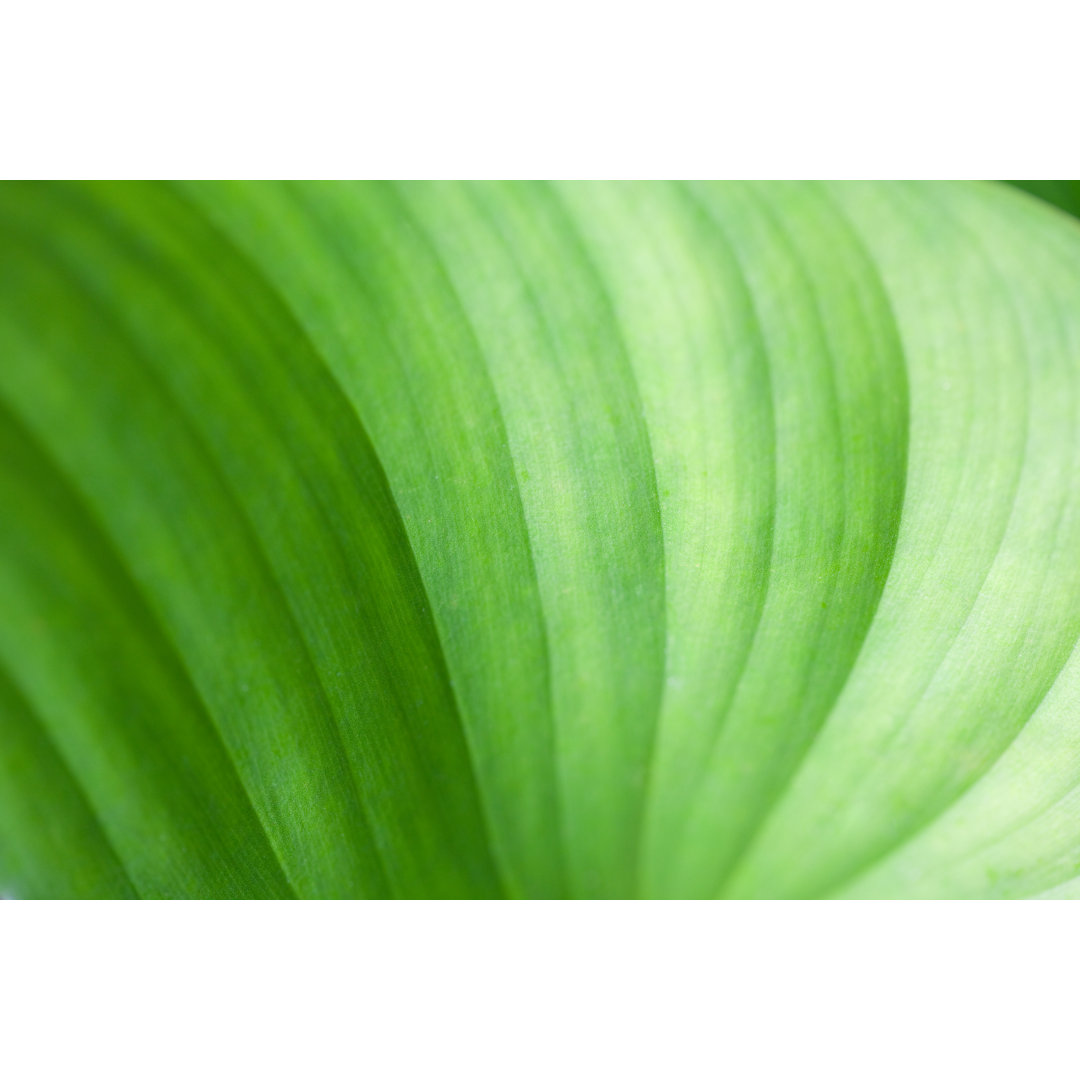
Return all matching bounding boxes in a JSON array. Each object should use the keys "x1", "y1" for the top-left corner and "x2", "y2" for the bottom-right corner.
[{"x1": 1, "y1": 181, "x2": 1079, "y2": 898}]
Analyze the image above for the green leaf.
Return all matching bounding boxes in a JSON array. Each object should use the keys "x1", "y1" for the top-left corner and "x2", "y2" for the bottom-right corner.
[{"x1": 2, "y1": 181, "x2": 1080, "y2": 898}]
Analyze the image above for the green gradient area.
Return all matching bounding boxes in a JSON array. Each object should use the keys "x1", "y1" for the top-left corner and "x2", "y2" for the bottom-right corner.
[{"x1": 2, "y1": 181, "x2": 1080, "y2": 898}]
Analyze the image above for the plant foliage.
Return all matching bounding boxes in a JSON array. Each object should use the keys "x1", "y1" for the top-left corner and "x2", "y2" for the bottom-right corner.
[{"x1": 2, "y1": 181, "x2": 1080, "y2": 899}]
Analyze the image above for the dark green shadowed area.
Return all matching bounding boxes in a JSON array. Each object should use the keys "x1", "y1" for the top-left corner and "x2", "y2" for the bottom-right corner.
[
  {"x1": 1007, "y1": 180, "x2": 1080, "y2": 221},
  {"x1": 0, "y1": 182, "x2": 500, "y2": 899}
]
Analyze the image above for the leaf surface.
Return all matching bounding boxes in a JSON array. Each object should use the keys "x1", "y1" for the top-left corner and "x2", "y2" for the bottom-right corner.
[{"x1": 2, "y1": 180, "x2": 1080, "y2": 898}]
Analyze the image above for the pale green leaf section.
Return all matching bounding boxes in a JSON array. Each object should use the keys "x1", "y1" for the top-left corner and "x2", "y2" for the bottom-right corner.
[{"x1": 725, "y1": 182, "x2": 1080, "y2": 898}]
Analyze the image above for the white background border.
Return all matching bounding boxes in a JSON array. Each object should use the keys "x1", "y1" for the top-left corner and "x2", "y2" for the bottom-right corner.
[
  {"x1": 4, "y1": 902, "x2": 1078, "y2": 1077},
  {"x1": 2, "y1": 1, "x2": 1078, "y2": 176}
]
